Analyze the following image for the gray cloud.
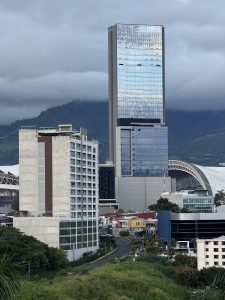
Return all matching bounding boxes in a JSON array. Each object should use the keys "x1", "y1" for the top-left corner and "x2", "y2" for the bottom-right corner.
[{"x1": 0, "y1": 0, "x2": 225, "y2": 123}]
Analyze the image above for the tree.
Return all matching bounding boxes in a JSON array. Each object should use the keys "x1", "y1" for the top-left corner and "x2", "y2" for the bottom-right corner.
[
  {"x1": 148, "y1": 198, "x2": 180, "y2": 213},
  {"x1": 0, "y1": 227, "x2": 68, "y2": 274},
  {"x1": 117, "y1": 208, "x2": 124, "y2": 214},
  {"x1": 214, "y1": 190, "x2": 225, "y2": 207}
]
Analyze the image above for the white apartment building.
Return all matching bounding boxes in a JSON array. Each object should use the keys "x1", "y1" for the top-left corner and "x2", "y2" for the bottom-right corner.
[
  {"x1": 14, "y1": 124, "x2": 99, "y2": 261},
  {"x1": 197, "y1": 236, "x2": 225, "y2": 270}
]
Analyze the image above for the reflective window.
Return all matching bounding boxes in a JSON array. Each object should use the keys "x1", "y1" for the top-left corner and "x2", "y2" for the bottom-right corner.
[
  {"x1": 121, "y1": 126, "x2": 168, "y2": 176},
  {"x1": 116, "y1": 24, "x2": 164, "y2": 122}
]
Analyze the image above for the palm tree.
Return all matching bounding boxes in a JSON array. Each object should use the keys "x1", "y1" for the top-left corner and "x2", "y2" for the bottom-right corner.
[
  {"x1": 0, "y1": 254, "x2": 21, "y2": 300},
  {"x1": 193, "y1": 271, "x2": 225, "y2": 300}
]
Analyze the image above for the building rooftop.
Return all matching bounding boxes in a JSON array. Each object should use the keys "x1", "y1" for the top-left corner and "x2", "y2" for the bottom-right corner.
[{"x1": 0, "y1": 165, "x2": 19, "y2": 177}]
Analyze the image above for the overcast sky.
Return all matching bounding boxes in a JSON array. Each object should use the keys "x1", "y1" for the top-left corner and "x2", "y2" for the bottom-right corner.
[{"x1": 0, "y1": 0, "x2": 225, "y2": 124}]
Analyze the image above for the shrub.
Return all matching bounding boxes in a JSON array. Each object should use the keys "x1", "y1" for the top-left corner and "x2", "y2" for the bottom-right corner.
[
  {"x1": 0, "y1": 227, "x2": 68, "y2": 274},
  {"x1": 173, "y1": 254, "x2": 197, "y2": 268},
  {"x1": 119, "y1": 230, "x2": 129, "y2": 236}
]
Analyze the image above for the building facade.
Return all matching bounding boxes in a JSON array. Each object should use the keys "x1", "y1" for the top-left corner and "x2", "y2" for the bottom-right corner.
[
  {"x1": 161, "y1": 190, "x2": 214, "y2": 213},
  {"x1": 0, "y1": 165, "x2": 19, "y2": 214},
  {"x1": 109, "y1": 24, "x2": 168, "y2": 177},
  {"x1": 108, "y1": 24, "x2": 171, "y2": 210},
  {"x1": 15, "y1": 125, "x2": 99, "y2": 261},
  {"x1": 99, "y1": 162, "x2": 118, "y2": 211},
  {"x1": 158, "y1": 211, "x2": 225, "y2": 247},
  {"x1": 197, "y1": 236, "x2": 225, "y2": 270}
]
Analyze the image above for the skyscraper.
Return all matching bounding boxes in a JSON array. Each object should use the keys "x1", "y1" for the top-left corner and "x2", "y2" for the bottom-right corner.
[{"x1": 108, "y1": 24, "x2": 171, "y2": 211}]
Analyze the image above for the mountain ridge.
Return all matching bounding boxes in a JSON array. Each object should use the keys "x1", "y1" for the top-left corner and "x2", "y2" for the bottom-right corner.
[{"x1": 1, "y1": 100, "x2": 225, "y2": 166}]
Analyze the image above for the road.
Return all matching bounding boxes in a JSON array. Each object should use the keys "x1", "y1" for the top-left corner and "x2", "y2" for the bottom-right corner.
[{"x1": 81, "y1": 237, "x2": 130, "y2": 271}]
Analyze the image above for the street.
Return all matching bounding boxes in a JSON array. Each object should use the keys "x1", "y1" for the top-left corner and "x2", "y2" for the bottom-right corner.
[{"x1": 81, "y1": 237, "x2": 130, "y2": 271}]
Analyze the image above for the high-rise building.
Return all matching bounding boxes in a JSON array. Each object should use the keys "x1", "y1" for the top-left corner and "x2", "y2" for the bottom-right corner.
[
  {"x1": 109, "y1": 24, "x2": 168, "y2": 177},
  {"x1": 14, "y1": 124, "x2": 99, "y2": 261},
  {"x1": 108, "y1": 24, "x2": 171, "y2": 210}
]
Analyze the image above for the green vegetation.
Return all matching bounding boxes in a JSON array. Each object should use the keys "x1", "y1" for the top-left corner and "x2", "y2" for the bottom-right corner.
[
  {"x1": 214, "y1": 190, "x2": 225, "y2": 206},
  {"x1": 16, "y1": 261, "x2": 190, "y2": 300},
  {"x1": 0, "y1": 254, "x2": 21, "y2": 300},
  {"x1": 0, "y1": 227, "x2": 68, "y2": 275},
  {"x1": 2, "y1": 101, "x2": 225, "y2": 166},
  {"x1": 119, "y1": 230, "x2": 129, "y2": 236},
  {"x1": 148, "y1": 197, "x2": 180, "y2": 212}
]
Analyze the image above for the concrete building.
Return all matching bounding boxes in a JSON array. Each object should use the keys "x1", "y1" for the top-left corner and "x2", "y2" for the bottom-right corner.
[
  {"x1": 108, "y1": 24, "x2": 172, "y2": 211},
  {"x1": 14, "y1": 125, "x2": 99, "y2": 261},
  {"x1": 197, "y1": 236, "x2": 225, "y2": 270},
  {"x1": 161, "y1": 189, "x2": 214, "y2": 213},
  {"x1": 0, "y1": 165, "x2": 19, "y2": 214}
]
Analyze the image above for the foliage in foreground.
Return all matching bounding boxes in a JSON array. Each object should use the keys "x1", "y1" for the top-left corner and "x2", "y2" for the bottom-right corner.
[
  {"x1": 0, "y1": 254, "x2": 21, "y2": 300},
  {"x1": 16, "y1": 261, "x2": 189, "y2": 300},
  {"x1": 0, "y1": 227, "x2": 68, "y2": 274}
]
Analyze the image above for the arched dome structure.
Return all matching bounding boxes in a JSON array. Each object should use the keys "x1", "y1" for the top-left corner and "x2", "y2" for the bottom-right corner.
[{"x1": 168, "y1": 160, "x2": 225, "y2": 196}]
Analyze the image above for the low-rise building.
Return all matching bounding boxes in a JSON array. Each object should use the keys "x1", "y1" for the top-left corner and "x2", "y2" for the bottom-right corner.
[
  {"x1": 161, "y1": 189, "x2": 213, "y2": 213},
  {"x1": 158, "y1": 211, "x2": 225, "y2": 247},
  {"x1": 197, "y1": 236, "x2": 225, "y2": 270}
]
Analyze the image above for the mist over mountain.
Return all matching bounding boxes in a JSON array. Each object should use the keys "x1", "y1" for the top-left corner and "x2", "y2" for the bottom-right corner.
[{"x1": 0, "y1": 100, "x2": 225, "y2": 166}]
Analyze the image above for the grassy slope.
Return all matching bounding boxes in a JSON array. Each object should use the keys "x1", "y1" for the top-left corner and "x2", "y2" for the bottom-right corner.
[{"x1": 16, "y1": 261, "x2": 189, "y2": 300}]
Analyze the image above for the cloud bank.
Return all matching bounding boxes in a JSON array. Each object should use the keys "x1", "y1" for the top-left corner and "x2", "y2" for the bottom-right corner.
[{"x1": 0, "y1": 0, "x2": 225, "y2": 123}]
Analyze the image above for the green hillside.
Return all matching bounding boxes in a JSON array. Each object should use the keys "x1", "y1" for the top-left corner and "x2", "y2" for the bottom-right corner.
[
  {"x1": 0, "y1": 100, "x2": 225, "y2": 166},
  {"x1": 16, "y1": 261, "x2": 190, "y2": 300}
]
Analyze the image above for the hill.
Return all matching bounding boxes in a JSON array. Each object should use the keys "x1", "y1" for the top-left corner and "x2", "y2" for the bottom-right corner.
[
  {"x1": 16, "y1": 260, "x2": 189, "y2": 300},
  {"x1": 0, "y1": 100, "x2": 225, "y2": 166}
]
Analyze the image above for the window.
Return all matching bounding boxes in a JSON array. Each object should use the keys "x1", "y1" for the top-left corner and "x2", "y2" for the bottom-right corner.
[
  {"x1": 214, "y1": 241, "x2": 218, "y2": 245},
  {"x1": 222, "y1": 255, "x2": 225, "y2": 259},
  {"x1": 214, "y1": 255, "x2": 219, "y2": 259},
  {"x1": 206, "y1": 248, "x2": 209, "y2": 252},
  {"x1": 206, "y1": 262, "x2": 209, "y2": 265},
  {"x1": 214, "y1": 248, "x2": 219, "y2": 252},
  {"x1": 214, "y1": 262, "x2": 219, "y2": 266},
  {"x1": 205, "y1": 241, "x2": 209, "y2": 245},
  {"x1": 206, "y1": 255, "x2": 209, "y2": 258}
]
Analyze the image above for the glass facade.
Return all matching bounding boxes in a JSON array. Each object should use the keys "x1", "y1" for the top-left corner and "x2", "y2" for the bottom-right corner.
[
  {"x1": 117, "y1": 24, "x2": 164, "y2": 121},
  {"x1": 121, "y1": 126, "x2": 168, "y2": 176},
  {"x1": 59, "y1": 219, "x2": 97, "y2": 251},
  {"x1": 183, "y1": 196, "x2": 213, "y2": 213},
  {"x1": 109, "y1": 24, "x2": 168, "y2": 177}
]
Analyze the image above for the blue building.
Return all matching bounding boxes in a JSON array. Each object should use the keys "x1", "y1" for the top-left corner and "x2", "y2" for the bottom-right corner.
[{"x1": 158, "y1": 211, "x2": 225, "y2": 246}]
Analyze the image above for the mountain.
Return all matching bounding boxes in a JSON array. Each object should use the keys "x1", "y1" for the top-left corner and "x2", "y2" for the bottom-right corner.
[{"x1": 0, "y1": 100, "x2": 225, "y2": 166}]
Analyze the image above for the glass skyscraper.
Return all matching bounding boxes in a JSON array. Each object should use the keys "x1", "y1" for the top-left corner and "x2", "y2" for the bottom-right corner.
[{"x1": 108, "y1": 24, "x2": 168, "y2": 177}]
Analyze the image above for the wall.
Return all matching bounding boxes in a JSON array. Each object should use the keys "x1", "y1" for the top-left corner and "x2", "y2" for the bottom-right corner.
[
  {"x1": 19, "y1": 129, "x2": 38, "y2": 214},
  {"x1": 116, "y1": 176, "x2": 172, "y2": 211},
  {"x1": 52, "y1": 136, "x2": 70, "y2": 217},
  {"x1": 13, "y1": 217, "x2": 60, "y2": 248}
]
